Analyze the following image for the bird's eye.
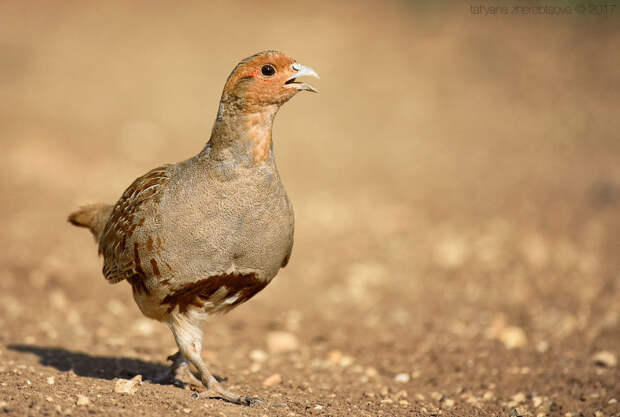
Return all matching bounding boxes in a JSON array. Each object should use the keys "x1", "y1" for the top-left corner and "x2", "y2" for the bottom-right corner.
[{"x1": 261, "y1": 64, "x2": 276, "y2": 77}]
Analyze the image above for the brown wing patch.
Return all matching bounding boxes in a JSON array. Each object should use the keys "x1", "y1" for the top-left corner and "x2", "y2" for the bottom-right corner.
[
  {"x1": 100, "y1": 165, "x2": 171, "y2": 284},
  {"x1": 150, "y1": 259, "x2": 160, "y2": 277},
  {"x1": 127, "y1": 275, "x2": 149, "y2": 295},
  {"x1": 162, "y1": 273, "x2": 267, "y2": 314},
  {"x1": 280, "y1": 251, "x2": 292, "y2": 268},
  {"x1": 124, "y1": 242, "x2": 150, "y2": 295}
]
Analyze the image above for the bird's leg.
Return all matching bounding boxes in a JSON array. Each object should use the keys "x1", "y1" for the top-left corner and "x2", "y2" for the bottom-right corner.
[
  {"x1": 167, "y1": 351, "x2": 204, "y2": 388},
  {"x1": 167, "y1": 312, "x2": 261, "y2": 406},
  {"x1": 150, "y1": 351, "x2": 203, "y2": 388}
]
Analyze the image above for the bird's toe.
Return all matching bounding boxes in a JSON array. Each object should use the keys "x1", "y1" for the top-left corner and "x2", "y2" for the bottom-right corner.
[{"x1": 240, "y1": 396, "x2": 263, "y2": 406}]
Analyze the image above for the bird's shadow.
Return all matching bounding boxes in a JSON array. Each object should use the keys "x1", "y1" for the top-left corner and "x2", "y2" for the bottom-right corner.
[
  {"x1": 9, "y1": 344, "x2": 254, "y2": 405},
  {"x1": 8, "y1": 344, "x2": 169, "y2": 383}
]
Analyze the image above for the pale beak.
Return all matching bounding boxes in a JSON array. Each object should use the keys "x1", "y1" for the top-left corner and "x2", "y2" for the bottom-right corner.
[{"x1": 284, "y1": 63, "x2": 320, "y2": 93}]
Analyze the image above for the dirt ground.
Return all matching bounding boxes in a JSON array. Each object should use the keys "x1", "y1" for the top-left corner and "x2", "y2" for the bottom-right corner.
[{"x1": 1, "y1": 1, "x2": 619, "y2": 416}]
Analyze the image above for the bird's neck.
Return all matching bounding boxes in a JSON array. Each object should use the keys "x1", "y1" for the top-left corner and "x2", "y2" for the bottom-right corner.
[{"x1": 201, "y1": 101, "x2": 279, "y2": 166}]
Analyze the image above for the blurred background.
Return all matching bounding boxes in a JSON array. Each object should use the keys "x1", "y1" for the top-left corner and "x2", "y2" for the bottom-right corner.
[{"x1": 0, "y1": 1, "x2": 618, "y2": 416}]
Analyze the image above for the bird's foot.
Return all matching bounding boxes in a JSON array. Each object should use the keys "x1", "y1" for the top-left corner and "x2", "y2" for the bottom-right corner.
[
  {"x1": 172, "y1": 362, "x2": 204, "y2": 389},
  {"x1": 240, "y1": 396, "x2": 263, "y2": 406},
  {"x1": 208, "y1": 394, "x2": 263, "y2": 406},
  {"x1": 151, "y1": 352, "x2": 204, "y2": 389},
  {"x1": 206, "y1": 381, "x2": 262, "y2": 406},
  {"x1": 168, "y1": 352, "x2": 204, "y2": 389}
]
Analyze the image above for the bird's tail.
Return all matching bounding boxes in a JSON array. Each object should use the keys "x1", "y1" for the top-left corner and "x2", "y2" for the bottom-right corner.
[{"x1": 67, "y1": 203, "x2": 113, "y2": 241}]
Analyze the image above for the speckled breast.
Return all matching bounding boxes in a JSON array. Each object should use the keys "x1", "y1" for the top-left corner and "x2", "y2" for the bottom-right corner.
[{"x1": 127, "y1": 164, "x2": 294, "y2": 320}]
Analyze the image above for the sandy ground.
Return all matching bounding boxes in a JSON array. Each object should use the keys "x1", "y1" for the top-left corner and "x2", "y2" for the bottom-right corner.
[{"x1": 0, "y1": 1, "x2": 619, "y2": 416}]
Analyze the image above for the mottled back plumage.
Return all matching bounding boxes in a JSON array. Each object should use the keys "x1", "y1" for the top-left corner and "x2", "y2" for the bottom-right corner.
[{"x1": 99, "y1": 165, "x2": 172, "y2": 283}]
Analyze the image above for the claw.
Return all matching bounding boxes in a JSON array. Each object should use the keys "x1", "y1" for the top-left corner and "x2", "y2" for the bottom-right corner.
[
  {"x1": 211, "y1": 395, "x2": 263, "y2": 406},
  {"x1": 240, "y1": 396, "x2": 263, "y2": 406},
  {"x1": 213, "y1": 374, "x2": 227, "y2": 383}
]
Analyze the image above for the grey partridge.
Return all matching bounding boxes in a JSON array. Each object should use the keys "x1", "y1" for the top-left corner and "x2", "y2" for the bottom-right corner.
[{"x1": 68, "y1": 50, "x2": 319, "y2": 405}]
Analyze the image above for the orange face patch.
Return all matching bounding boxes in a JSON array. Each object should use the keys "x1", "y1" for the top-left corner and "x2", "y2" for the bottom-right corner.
[{"x1": 223, "y1": 51, "x2": 299, "y2": 106}]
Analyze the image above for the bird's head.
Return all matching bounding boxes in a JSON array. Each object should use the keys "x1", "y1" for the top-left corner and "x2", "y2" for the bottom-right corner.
[{"x1": 221, "y1": 50, "x2": 319, "y2": 109}]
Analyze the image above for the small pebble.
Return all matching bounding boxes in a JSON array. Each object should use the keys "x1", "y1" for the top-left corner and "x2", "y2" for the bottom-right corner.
[
  {"x1": 249, "y1": 349, "x2": 268, "y2": 363},
  {"x1": 430, "y1": 392, "x2": 443, "y2": 401},
  {"x1": 466, "y1": 396, "x2": 480, "y2": 407},
  {"x1": 394, "y1": 390, "x2": 408, "y2": 399},
  {"x1": 49, "y1": 289, "x2": 67, "y2": 309},
  {"x1": 47, "y1": 376, "x2": 55, "y2": 385},
  {"x1": 182, "y1": 408, "x2": 191, "y2": 414},
  {"x1": 327, "y1": 350, "x2": 343, "y2": 364},
  {"x1": 263, "y1": 373, "x2": 282, "y2": 386},
  {"x1": 394, "y1": 373, "x2": 410, "y2": 383},
  {"x1": 592, "y1": 351, "x2": 617, "y2": 367},
  {"x1": 536, "y1": 341, "x2": 549, "y2": 353},
  {"x1": 314, "y1": 405, "x2": 323, "y2": 410},
  {"x1": 76, "y1": 395, "x2": 90, "y2": 406},
  {"x1": 511, "y1": 392, "x2": 526, "y2": 404},
  {"x1": 609, "y1": 398, "x2": 617, "y2": 404},
  {"x1": 114, "y1": 375, "x2": 142, "y2": 394},
  {"x1": 339, "y1": 355, "x2": 354, "y2": 367},
  {"x1": 500, "y1": 327, "x2": 527, "y2": 349},
  {"x1": 266, "y1": 331, "x2": 299, "y2": 353},
  {"x1": 510, "y1": 406, "x2": 528, "y2": 417}
]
